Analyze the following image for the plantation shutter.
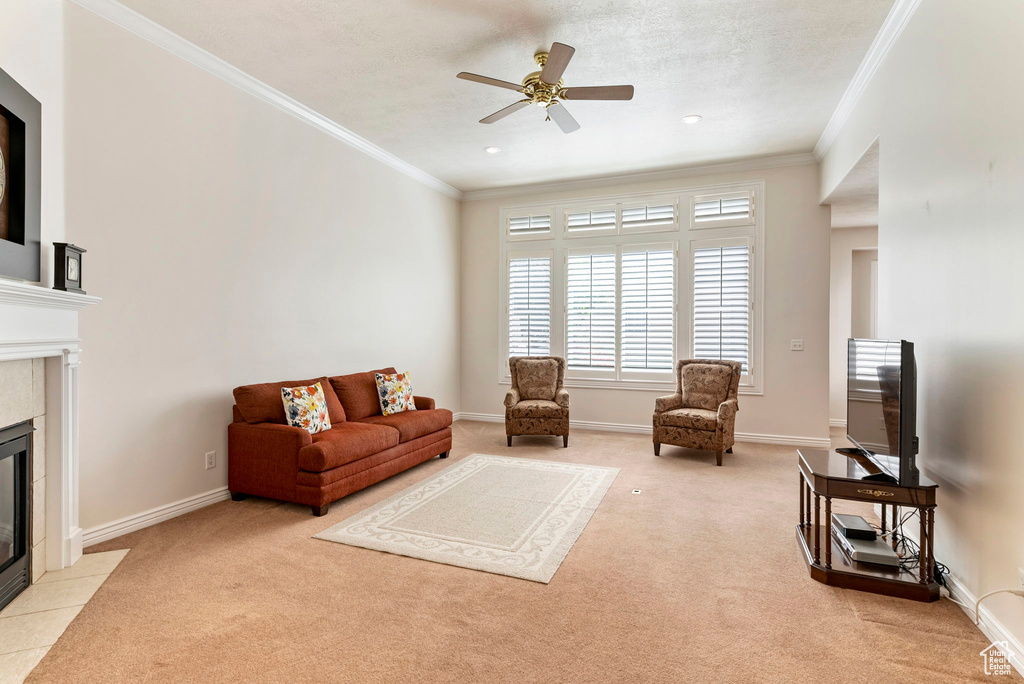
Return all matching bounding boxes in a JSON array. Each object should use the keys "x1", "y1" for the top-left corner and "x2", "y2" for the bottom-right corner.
[
  {"x1": 566, "y1": 252, "x2": 616, "y2": 369},
  {"x1": 565, "y1": 208, "x2": 616, "y2": 234},
  {"x1": 508, "y1": 214, "x2": 552, "y2": 238},
  {"x1": 693, "y1": 244, "x2": 750, "y2": 372},
  {"x1": 620, "y1": 248, "x2": 674, "y2": 370},
  {"x1": 508, "y1": 256, "x2": 551, "y2": 356},
  {"x1": 621, "y1": 203, "x2": 676, "y2": 231},
  {"x1": 692, "y1": 192, "x2": 752, "y2": 226}
]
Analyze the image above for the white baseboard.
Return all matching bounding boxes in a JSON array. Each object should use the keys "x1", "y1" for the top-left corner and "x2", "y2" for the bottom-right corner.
[
  {"x1": 945, "y1": 573, "x2": 1023, "y2": 677},
  {"x1": 453, "y1": 413, "x2": 832, "y2": 448},
  {"x1": 83, "y1": 486, "x2": 230, "y2": 547},
  {"x1": 829, "y1": 419, "x2": 847, "y2": 428}
]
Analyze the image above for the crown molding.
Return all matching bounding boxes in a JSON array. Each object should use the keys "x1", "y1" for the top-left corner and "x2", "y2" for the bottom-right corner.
[
  {"x1": 461, "y1": 152, "x2": 817, "y2": 201},
  {"x1": 813, "y1": 0, "x2": 922, "y2": 160},
  {"x1": 69, "y1": 0, "x2": 463, "y2": 200}
]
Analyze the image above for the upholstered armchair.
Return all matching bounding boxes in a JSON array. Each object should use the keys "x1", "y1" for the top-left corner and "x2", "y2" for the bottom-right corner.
[
  {"x1": 653, "y1": 359, "x2": 742, "y2": 465},
  {"x1": 505, "y1": 356, "x2": 570, "y2": 447}
]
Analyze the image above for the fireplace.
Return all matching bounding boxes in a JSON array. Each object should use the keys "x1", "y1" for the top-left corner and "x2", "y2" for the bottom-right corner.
[{"x1": 0, "y1": 420, "x2": 32, "y2": 612}]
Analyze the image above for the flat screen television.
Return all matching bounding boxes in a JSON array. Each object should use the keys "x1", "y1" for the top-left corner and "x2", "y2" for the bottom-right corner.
[{"x1": 846, "y1": 339, "x2": 920, "y2": 485}]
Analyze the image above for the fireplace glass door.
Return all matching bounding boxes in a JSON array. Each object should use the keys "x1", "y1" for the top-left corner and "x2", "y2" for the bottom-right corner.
[{"x1": 0, "y1": 421, "x2": 31, "y2": 612}]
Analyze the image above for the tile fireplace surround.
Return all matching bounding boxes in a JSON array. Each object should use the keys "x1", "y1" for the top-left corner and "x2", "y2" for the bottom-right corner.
[{"x1": 0, "y1": 278, "x2": 100, "y2": 577}]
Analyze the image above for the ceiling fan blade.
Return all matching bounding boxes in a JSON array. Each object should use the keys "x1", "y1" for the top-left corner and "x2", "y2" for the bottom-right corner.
[
  {"x1": 480, "y1": 100, "x2": 531, "y2": 124},
  {"x1": 540, "y1": 42, "x2": 575, "y2": 84},
  {"x1": 561, "y1": 85, "x2": 635, "y2": 101},
  {"x1": 457, "y1": 72, "x2": 524, "y2": 92},
  {"x1": 545, "y1": 102, "x2": 580, "y2": 134}
]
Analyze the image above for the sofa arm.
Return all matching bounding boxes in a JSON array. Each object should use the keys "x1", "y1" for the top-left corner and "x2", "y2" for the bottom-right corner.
[
  {"x1": 654, "y1": 393, "x2": 683, "y2": 413},
  {"x1": 504, "y1": 388, "x2": 520, "y2": 408},
  {"x1": 555, "y1": 388, "x2": 570, "y2": 409},
  {"x1": 227, "y1": 422, "x2": 312, "y2": 500},
  {"x1": 717, "y1": 399, "x2": 739, "y2": 435},
  {"x1": 413, "y1": 395, "x2": 435, "y2": 411}
]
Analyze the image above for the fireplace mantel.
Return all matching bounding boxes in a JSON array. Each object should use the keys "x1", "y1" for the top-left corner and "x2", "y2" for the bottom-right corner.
[{"x1": 0, "y1": 277, "x2": 100, "y2": 571}]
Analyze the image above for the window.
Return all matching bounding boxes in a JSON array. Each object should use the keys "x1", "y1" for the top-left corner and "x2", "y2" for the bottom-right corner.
[
  {"x1": 621, "y1": 248, "x2": 674, "y2": 371},
  {"x1": 500, "y1": 181, "x2": 763, "y2": 392},
  {"x1": 566, "y1": 252, "x2": 616, "y2": 370},
  {"x1": 691, "y1": 189, "x2": 754, "y2": 228},
  {"x1": 692, "y1": 240, "x2": 751, "y2": 373},
  {"x1": 565, "y1": 208, "x2": 616, "y2": 235},
  {"x1": 508, "y1": 213, "x2": 552, "y2": 240},
  {"x1": 507, "y1": 255, "x2": 551, "y2": 356},
  {"x1": 622, "y1": 202, "x2": 676, "y2": 232}
]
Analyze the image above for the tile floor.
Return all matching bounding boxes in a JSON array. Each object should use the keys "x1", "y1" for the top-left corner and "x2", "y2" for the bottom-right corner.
[{"x1": 0, "y1": 549, "x2": 129, "y2": 683}]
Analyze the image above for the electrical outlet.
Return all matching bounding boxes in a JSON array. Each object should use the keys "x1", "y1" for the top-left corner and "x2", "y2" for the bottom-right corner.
[
  {"x1": 205, "y1": 451, "x2": 216, "y2": 470},
  {"x1": 790, "y1": 339, "x2": 804, "y2": 351}
]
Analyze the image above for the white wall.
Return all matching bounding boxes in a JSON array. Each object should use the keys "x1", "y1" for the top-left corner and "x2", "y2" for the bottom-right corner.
[
  {"x1": 828, "y1": 226, "x2": 877, "y2": 424},
  {"x1": 461, "y1": 162, "x2": 831, "y2": 442},
  {"x1": 0, "y1": 0, "x2": 64, "y2": 285},
  {"x1": 64, "y1": 5, "x2": 461, "y2": 530},
  {"x1": 820, "y1": 0, "x2": 1024, "y2": 647}
]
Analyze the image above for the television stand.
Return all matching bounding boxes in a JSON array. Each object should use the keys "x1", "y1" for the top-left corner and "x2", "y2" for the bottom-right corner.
[{"x1": 796, "y1": 448, "x2": 939, "y2": 602}]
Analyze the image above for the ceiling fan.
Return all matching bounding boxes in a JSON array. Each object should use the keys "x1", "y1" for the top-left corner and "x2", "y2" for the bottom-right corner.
[{"x1": 457, "y1": 42, "x2": 634, "y2": 134}]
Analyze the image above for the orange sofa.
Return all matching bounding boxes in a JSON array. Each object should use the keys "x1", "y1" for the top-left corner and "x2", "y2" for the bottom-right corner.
[{"x1": 228, "y1": 367, "x2": 452, "y2": 515}]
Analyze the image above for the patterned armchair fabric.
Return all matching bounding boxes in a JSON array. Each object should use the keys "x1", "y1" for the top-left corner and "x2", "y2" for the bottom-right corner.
[
  {"x1": 505, "y1": 356, "x2": 570, "y2": 447},
  {"x1": 653, "y1": 359, "x2": 741, "y2": 465}
]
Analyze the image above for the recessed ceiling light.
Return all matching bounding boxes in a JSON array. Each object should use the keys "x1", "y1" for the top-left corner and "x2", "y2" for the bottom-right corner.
[
  {"x1": 484, "y1": 146, "x2": 501, "y2": 154},
  {"x1": 682, "y1": 114, "x2": 703, "y2": 124}
]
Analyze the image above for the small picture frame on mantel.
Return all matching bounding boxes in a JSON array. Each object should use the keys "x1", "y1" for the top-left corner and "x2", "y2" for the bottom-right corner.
[{"x1": 53, "y1": 242, "x2": 86, "y2": 294}]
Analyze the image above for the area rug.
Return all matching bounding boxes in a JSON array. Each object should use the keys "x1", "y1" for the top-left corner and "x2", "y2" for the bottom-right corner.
[{"x1": 314, "y1": 453, "x2": 618, "y2": 583}]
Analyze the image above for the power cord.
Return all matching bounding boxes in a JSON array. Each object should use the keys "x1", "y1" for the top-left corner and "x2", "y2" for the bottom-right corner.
[{"x1": 974, "y1": 589, "x2": 1024, "y2": 626}]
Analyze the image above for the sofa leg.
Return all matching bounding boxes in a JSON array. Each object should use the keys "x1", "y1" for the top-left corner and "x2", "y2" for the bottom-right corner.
[
  {"x1": 230, "y1": 492, "x2": 247, "y2": 502},
  {"x1": 716, "y1": 450, "x2": 724, "y2": 466},
  {"x1": 563, "y1": 435, "x2": 569, "y2": 448},
  {"x1": 439, "y1": 451, "x2": 449, "y2": 459},
  {"x1": 507, "y1": 436, "x2": 512, "y2": 447},
  {"x1": 312, "y1": 503, "x2": 330, "y2": 517},
  {"x1": 654, "y1": 442, "x2": 661, "y2": 456},
  {"x1": 726, "y1": 447, "x2": 733, "y2": 454}
]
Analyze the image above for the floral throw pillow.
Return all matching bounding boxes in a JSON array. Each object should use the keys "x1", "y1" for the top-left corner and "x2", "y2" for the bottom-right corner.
[
  {"x1": 375, "y1": 371, "x2": 417, "y2": 416},
  {"x1": 280, "y1": 382, "x2": 332, "y2": 434}
]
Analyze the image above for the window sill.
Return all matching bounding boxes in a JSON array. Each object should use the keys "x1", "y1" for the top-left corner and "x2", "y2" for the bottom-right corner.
[{"x1": 499, "y1": 376, "x2": 763, "y2": 395}]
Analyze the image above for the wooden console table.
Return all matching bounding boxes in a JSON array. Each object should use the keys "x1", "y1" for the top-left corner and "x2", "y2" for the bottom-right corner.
[{"x1": 796, "y1": 448, "x2": 939, "y2": 602}]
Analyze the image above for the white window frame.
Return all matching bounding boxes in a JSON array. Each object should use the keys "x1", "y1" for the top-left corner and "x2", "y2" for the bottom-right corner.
[
  {"x1": 564, "y1": 245, "x2": 619, "y2": 380},
  {"x1": 618, "y1": 241, "x2": 677, "y2": 382},
  {"x1": 689, "y1": 186, "x2": 756, "y2": 230},
  {"x1": 562, "y1": 202, "x2": 618, "y2": 238},
  {"x1": 498, "y1": 181, "x2": 764, "y2": 394},
  {"x1": 501, "y1": 248, "x2": 555, "y2": 370},
  {"x1": 620, "y1": 195, "x2": 679, "y2": 234},
  {"x1": 503, "y1": 205, "x2": 556, "y2": 242}
]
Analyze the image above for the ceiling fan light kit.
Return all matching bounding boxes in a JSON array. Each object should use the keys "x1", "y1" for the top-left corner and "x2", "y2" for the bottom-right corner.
[{"x1": 457, "y1": 42, "x2": 634, "y2": 134}]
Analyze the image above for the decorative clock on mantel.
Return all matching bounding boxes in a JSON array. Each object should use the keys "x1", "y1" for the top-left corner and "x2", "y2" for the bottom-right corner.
[{"x1": 53, "y1": 243, "x2": 86, "y2": 294}]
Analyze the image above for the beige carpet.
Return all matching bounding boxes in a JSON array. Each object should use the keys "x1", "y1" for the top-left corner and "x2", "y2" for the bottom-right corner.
[
  {"x1": 315, "y1": 453, "x2": 618, "y2": 583},
  {"x1": 27, "y1": 422, "x2": 1014, "y2": 683}
]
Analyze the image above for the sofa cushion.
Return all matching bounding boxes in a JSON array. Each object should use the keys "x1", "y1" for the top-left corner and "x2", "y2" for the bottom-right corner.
[
  {"x1": 680, "y1": 364, "x2": 733, "y2": 411},
  {"x1": 330, "y1": 368, "x2": 397, "y2": 421},
  {"x1": 233, "y1": 377, "x2": 346, "y2": 425},
  {"x1": 357, "y1": 408, "x2": 453, "y2": 443},
  {"x1": 510, "y1": 399, "x2": 564, "y2": 419},
  {"x1": 297, "y1": 422, "x2": 399, "y2": 472},
  {"x1": 658, "y1": 407, "x2": 718, "y2": 432},
  {"x1": 514, "y1": 358, "x2": 559, "y2": 400}
]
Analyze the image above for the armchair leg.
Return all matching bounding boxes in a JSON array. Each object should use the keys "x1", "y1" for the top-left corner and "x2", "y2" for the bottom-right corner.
[
  {"x1": 726, "y1": 447, "x2": 733, "y2": 454},
  {"x1": 312, "y1": 503, "x2": 330, "y2": 516},
  {"x1": 507, "y1": 436, "x2": 513, "y2": 447},
  {"x1": 654, "y1": 442, "x2": 661, "y2": 456},
  {"x1": 230, "y1": 491, "x2": 247, "y2": 502},
  {"x1": 439, "y1": 451, "x2": 449, "y2": 459},
  {"x1": 563, "y1": 435, "x2": 568, "y2": 448},
  {"x1": 716, "y1": 450, "x2": 724, "y2": 466}
]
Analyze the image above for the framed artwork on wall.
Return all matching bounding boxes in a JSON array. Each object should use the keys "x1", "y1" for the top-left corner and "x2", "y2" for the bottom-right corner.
[{"x1": 0, "y1": 66, "x2": 41, "y2": 282}]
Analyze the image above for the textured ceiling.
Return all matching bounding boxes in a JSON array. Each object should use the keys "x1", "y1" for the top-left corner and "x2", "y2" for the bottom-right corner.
[
  {"x1": 826, "y1": 141, "x2": 879, "y2": 228},
  {"x1": 117, "y1": 0, "x2": 895, "y2": 191}
]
